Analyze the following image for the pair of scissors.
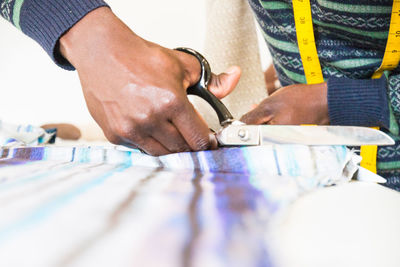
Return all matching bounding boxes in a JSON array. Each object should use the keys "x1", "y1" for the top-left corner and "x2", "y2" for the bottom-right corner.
[{"x1": 175, "y1": 47, "x2": 394, "y2": 147}]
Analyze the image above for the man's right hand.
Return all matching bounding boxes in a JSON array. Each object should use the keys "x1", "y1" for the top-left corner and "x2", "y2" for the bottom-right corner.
[{"x1": 59, "y1": 7, "x2": 240, "y2": 156}]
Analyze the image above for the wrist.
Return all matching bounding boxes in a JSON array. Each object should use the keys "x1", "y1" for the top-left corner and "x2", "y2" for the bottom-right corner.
[
  {"x1": 320, "y1": 82, "x2": 330, "y2": 124},
  {"x1": 308, "y1": 82, "x2": 329, "y2": 124},
  {"x1": 327, "y1": 76, "x2": 389, "y2": 128}
]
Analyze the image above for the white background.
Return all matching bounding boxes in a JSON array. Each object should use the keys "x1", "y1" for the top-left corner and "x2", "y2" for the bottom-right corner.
[{"x1": 0, "y1": 0, "x2": 207, "y2": 126}]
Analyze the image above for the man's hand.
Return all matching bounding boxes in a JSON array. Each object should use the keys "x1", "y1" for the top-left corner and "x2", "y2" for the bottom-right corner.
[
  {"x1": 59, "y1": 7, "x2": 240, "y2": 155},
  {"x1": 241, "y1": 83, "x2": 329, "y2": 125}
]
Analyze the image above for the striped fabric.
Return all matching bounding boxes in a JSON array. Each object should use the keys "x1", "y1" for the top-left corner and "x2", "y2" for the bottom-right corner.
[
  {"x1": 0, "y1": 145, "x2": 354, "y2": 181},
  {"x1": 0, "y1": 120, "x2": 55, "y2": 147},
  {"x1": 1, "y1": 0, "x2": 399, "y2": 186},
  {"x1": 0, "y1": 145, "x2": 355, "y2": 266},
  {"x1": 248, "y1": 0, "x2": 400, "y2": 184}
]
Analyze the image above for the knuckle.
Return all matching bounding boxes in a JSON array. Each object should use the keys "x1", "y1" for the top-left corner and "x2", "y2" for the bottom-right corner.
[
  {"x1": 240, "y1": 113, "x2": 253, "y2": 123},
  {"x1": 160, "y1": 95, "x2": 175, "y2": 109},
  {"x1": 262, "y1": 104, "x2": 271, "y2": 113},
  {"x1": 115, "y1": 124, "x2": 132, "y2": 139},
  {"x1": 159, "y1": 93, "x2": 184, "y2": 113},
  {"x1": 260, "y1": 101, "x2": 272, "y2": 113},
  {"x1": 111, "y1": 122, "x2": 142, "y2": 143},
  {"x1": 133, "y1": 112, "x2": 155, "y2": 126},
  {"x1": 240, "y1": 113, "x2": 248, "y2": 121},
  {"x1": 105, "y1": 133, "x2": 120, "y2": 145}
]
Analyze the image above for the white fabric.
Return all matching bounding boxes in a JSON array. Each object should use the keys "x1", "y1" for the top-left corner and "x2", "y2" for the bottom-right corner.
[{"x1": 190, "y1": 0, "x2": 268, "y2": 130}]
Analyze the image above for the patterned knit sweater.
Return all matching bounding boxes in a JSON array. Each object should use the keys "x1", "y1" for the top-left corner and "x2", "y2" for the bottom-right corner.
[
  {"x1": 1, "y1": 0, "x2": 400, "y2": 188},
  {"x1": 248, "y1": 0, "x2": 400, "y2": 189}
]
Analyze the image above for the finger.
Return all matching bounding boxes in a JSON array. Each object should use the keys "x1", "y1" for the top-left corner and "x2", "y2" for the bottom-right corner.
[
  {"x1": 193, "y1": 108, "x2": 218, "y2": 149},
  {"x1": 240, "y1": 103, "x2": 273, "y2": 125},
  {"x1": 172, "y1": 102, "x2": 217, "y2": 151},
  {"x1": 126, "y1": 137, "x2": 171, "y2": 156},
  {"x1": 151, "y1": 122, "x2": 191, "y2": 153},
  {"x1": 208, "y1": 66, "x2": 241, "y2": 99},
  {"x1": 116, "y1": 130, "x2": 171, "y2": 156}
]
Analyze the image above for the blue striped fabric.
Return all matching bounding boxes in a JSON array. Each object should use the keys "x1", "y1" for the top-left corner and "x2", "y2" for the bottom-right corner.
[
  {"x1": 0, "y1": 145, "x2": 352, "y2": 180},
  {"x1": 0, "y1": 121, "x2": 55, "y2": 147},
  {"x1": 0, "y1": 145, "x2": 355, "y2": 266}
]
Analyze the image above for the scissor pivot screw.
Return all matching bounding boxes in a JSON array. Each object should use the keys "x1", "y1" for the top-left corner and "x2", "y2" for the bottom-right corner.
[{"x1": 238, "y1": 129, "x2": 250, "y2": 141}]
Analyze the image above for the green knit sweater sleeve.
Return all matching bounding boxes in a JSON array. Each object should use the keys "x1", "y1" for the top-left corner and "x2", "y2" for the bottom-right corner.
[
  {"x1": 375, "y1": 72, "x2": 400, "y2": 173},
  {"x1": 387, "y1": 73, "x2": 400, "y2": 136},
  {"x1": 0, "y1": 0, "x2": 20, "y2": 26}
]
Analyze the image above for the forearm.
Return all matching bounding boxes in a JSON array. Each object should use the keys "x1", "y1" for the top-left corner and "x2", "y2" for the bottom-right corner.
[
  {"x1": 0, "y1": 0, "x2": 109, "y2": 70},
  {"x1": 327, "y1": 75, "x2": 390, "y2": 129}
]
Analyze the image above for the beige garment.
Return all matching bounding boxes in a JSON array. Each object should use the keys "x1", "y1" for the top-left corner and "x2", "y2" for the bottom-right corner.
[{"x1": 190, "y1": 0, "x2": 268, "y2": 130}]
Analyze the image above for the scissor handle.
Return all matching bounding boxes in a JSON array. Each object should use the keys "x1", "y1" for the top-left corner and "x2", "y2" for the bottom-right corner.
[{"x1": 175, "y1": 47, "x2": 234, "y2": 126}]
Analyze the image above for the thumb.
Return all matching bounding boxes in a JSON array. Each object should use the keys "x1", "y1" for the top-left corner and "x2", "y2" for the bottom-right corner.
[
  {"x1": 240, "y1": 101, "x2": 272, "y2": 125},
  {"x1": 208, "y1": 66, "x2": 241, "y2": 99}
]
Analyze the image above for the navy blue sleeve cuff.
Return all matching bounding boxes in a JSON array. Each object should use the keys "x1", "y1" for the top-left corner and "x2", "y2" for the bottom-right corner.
[
  {"x1": 19, "y1": 0, "x2": 109, "y2": 70},
  {"x1": 327, "y1": 76, "x2": 390, "y2": 129}
]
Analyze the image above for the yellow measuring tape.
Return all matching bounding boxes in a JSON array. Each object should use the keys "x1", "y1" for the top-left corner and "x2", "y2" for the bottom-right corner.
[
  {"x1": 292, "y1": 0, "x2": 324, "y2": 84},
  {"x1": 372, "y1": 0, "x2": 400, "y2": 79},
  {"x1": 293, "y1": 0, "x2": 400, "y2": 173}
]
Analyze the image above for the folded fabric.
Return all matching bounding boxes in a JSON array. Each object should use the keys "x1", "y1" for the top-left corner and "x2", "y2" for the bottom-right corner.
[{"x1": 0, "y1": 121, "x2": 55, "y2": 147}]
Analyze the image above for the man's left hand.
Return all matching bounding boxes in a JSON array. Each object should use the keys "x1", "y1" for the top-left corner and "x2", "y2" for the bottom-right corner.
[{"x1": 240, "y1": 83, "x2": 330, "y2": 125}]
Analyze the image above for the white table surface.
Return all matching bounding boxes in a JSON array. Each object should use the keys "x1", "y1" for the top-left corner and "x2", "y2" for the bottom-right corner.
[{"x1": 271, "y1": 182, "x2": 400, "y2": 267}]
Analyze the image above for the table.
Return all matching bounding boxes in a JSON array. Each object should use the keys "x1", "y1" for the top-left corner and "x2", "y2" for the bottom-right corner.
[{"x1": 272, "y1": 182, "x2": 400, "y2": 267}]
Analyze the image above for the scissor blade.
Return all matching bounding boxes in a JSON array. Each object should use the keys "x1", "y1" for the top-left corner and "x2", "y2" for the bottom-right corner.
[{"x1": 217, "y1": 125, "x2": 395, "y2": 146}]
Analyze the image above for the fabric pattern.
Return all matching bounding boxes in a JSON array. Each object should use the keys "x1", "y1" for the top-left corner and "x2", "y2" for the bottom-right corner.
[
  {"x1": 0, "y1": 145, "x2": 356, "y2": 182},
  {"x1": 248, "y1": 0, "x2": 400, "y2": 178},
  {"x1": 0, "y1": 145, "x2": 357, "y2": 266},
  {"x1": 0, "y1": 120, "x2": 55, "y2": 147},
  {"x1": 380, "y1": 169, "x2": 400, "y2": 191}
]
